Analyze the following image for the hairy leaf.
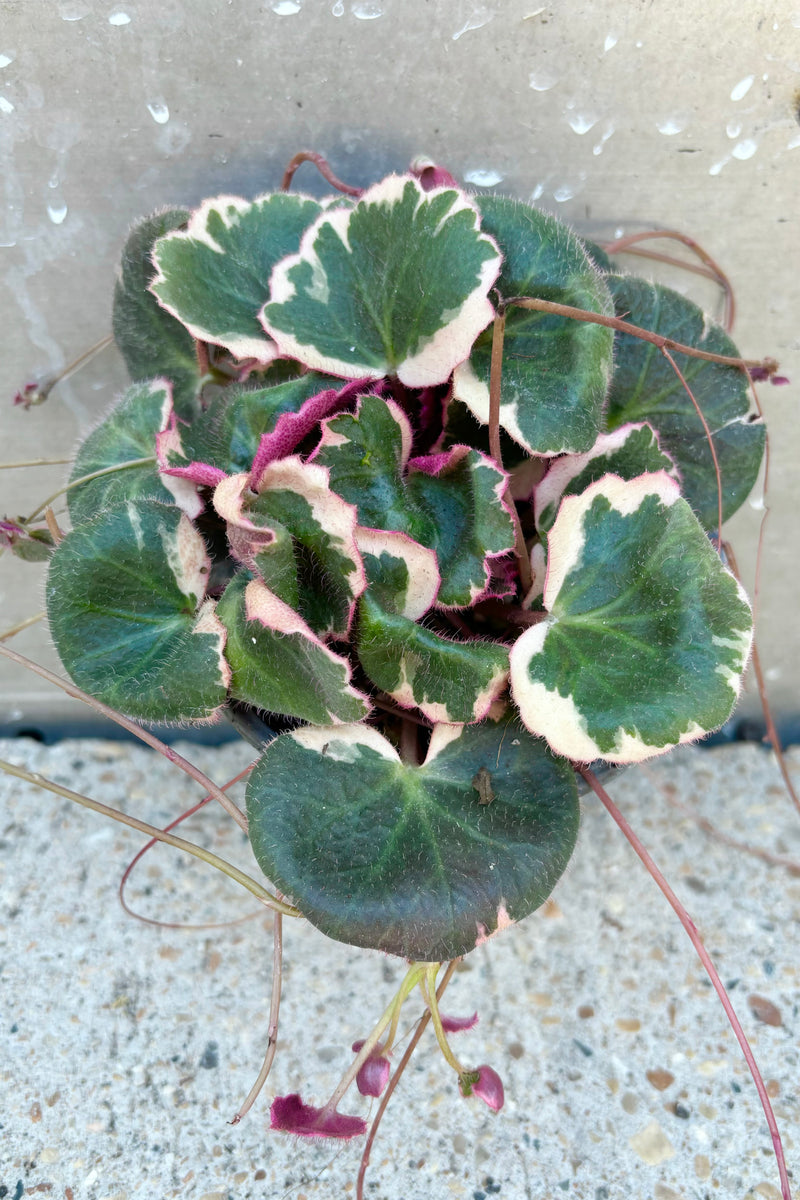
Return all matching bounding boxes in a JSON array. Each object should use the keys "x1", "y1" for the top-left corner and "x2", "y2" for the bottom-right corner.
[
  {"x1": 246, "y1": 720, "x2": 579, "y2": 959},
  {"x1": 262, "y1": 175, "x2": 501, "y2": 386},
  {"x1": 511, "y1": 473, "x2": 753, "y2": 763},
  {"x1": 453, "y1": 196, "x2": 615, "y2": 454},
  {"x1": 604, "y1": 275, "x2": 765, "y2": 528},
  {"x1": 47, "y1": 501, "x2": 229, "y2": 722}
]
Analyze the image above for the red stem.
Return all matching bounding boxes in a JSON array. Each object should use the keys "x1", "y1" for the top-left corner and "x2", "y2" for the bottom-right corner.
[
  {"x1": 579, "y1": 765, "x2": 792, "y2": 1200},
  {"x1": 281, "y1": 150, "x2": 363, "y2": 197},
  {"x1": 660, "y1": 346, "x2": 724, "y2": 548}
]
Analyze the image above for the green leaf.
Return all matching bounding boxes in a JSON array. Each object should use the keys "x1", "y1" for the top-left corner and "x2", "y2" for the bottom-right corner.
[
  {"x1": 261, "y1": 175, "x2": 501, "y2": 386},
  {"x1": 150, "y1": 192, "x2": 324, "y2": 363},
  {"x1": 357, "y1": 591, "x2": 509, "y2": 724},
  {"x1": 112, "y1": 208, "x2": 202, "y2": 418},
  {"x1": 534, "y1": 423, "x2": 679, "y2": 534},
  {"x1": 246, "y1": 719, "x2": 580, "y2": 959},
  {"x1": 604, "y1": 275, "x2": 765, "y2": 528},
  {"x1": 217, "y1": 572, "x2": 370, "y2": 724},
  {"x1": 213, "y1": 459, "x2": 365, "y2": 638},
  {"x1": 68, "y1": 380, "x2": 199, "y2": 527},
  {"x1": 47, "y1": 501, "x2": 230, "y2": 722},
  {"x1": 406, "y1": 446, "x2": 515, "y2": 607},
  {"x1": 356, "y1": 527, "x2": 440, "y2": 619},
  {"x1": 315, "y1": 396, "x2": 514, "y2": 605},
  {"x1": 178, "y1": 371, "x2": 344, "y2": 477},
  {"x1": 453, "y1": 196, "x2": 615, "y2": 454},
  {"x1": 510, "y1": 473, "x2": 753, "y2": 763}
]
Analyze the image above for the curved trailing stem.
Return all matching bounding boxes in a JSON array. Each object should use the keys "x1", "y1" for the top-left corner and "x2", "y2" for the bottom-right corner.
[
  {"x1": 0, "y1": 756, "x2": 299, "y2": 916},
  {"x1": 600, "y1": 229, "x2": 735, "y2": 330},
  {"x1": 13, "y1": 334, "x2": 114, "y2": 408},
  {"x1": 280, "y1": 150, "x2": 363, "y2": 197},
  {"x1": 723, "y1": 540, "x2": 800, "y2": 820},
  {"x1": 660, "y1": 346, "x2": 723, "y2": 548},
  {"x1": 0, "y1": 643, "x2": 249, "y2": 832},
  {"x1": 579, "y1": 765, "x2": 792, "y2": 1200},
  {"x1": 507, "y1": 296, "x2": 775, "y2": 374},
  {"x1": 0, "y1": 457, "x2": 74, "y2": 470},
  {"x1": 487, "y1": 308, "x2": 533, "y2": 595},
  {"x1": 356, "y1": 959, "x2": 459, "y2": 1200},
  {"x1": 230, "y1": 909, "x2": 284, "y2": 1124},
  {"x1": 23, "y1": 456, "x2": 156, "y2": 524},
  {"x1": 0, "y1": 611, "x2": 45, "y2": 642},
  {"x1": 119, "y1": 763, "x2": 258, "y2": 929}
]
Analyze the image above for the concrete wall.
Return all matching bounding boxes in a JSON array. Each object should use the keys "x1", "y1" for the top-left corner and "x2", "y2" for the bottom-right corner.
[{"x1": 2, "y1": 0, "x2": 799, "y2": 729}]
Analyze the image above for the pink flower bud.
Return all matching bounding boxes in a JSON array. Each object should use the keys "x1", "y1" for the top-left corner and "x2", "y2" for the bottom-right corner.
[
  {"x1": 459, "y1": 1064, "x2": 504, "y2": 1112},
  {"x1": 269, "y1": 1093, "x2": 366, "y2": 1139},
  {"x1": 351, "y1": 1040, "x2": 391, "y2": 1097},
  {"x1": 409, "y1": 156, "x2": 460, "y2": 191}
]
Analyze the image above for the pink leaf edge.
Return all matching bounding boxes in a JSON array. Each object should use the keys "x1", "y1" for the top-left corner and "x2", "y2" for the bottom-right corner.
[{"x1": 270, "y1": 1093, "x2": 367, "y2": 1139}]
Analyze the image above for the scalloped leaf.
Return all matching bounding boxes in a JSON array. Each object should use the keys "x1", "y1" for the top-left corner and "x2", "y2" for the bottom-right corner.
[
  {"x1": 453, "y1": 196, "x2": 615, "y2": 454},
  {"x1": 534, "y1": 423, "x2": 679, "y2": 534},
  {"x1": 356, "y1": 591, "x2": 508, "y2": 724},
  {"x1": 112, "y1": 208, "x2": 201, "y2": 417},
  {"x1": 214, "y1": 459, "x2": 365, "y2": 638},
  {"x1": 245, "y1": 719, "x2": 579, "y2": 959},
  {"x1": 510, "y1": 473, "x2": 753, "y2": 764},
  {"x1": 604, "y1": 275, "x2": 765, "y2": 528},
  {"x1": 68, "y1": 380, "x2": 196, "y2": 525},
  {"x1": 176, "y1": 371, "x2": 345, "y2": 477},
  {"x1": 150, "y1": 192, "x2": 324, "y2": 363},
  {"x1": 46, "y1": 501, "x2": 229, "y2": 722},
  {"x1": 314, "y1": 395, "x2": 513, "y2": 605},
  {"x1": 261, "y1": 175, "x2": 501, "y2": 387},
  {"x1": 356, "y1": 527, "x2": 440, "y2": 619},
  {"x1": 217, "y1": 573, "x2": 370, "y2": 724}
]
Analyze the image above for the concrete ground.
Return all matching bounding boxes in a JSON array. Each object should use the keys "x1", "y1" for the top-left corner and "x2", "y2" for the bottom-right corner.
[{"x1": 1, "y1": 737, "x2": 798, "y2": 1200}]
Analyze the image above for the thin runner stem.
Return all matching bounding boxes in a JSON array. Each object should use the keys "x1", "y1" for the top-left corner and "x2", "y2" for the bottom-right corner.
[
  {"x1": 507, "y1": 296, "x2": 772, "y2": 373},
  {"x1": 0, "y1": 757, "x2": 297, "y2": 915},
  {"x1": 487, "y1": 309, "x2": 532, "y2": 595},
  {"x1": 580, "y1": 765, "x2": 792, "y2": 1200},
  {"x1": 281, "y1": 150, "x2": 363, "y2": 196},
  {"x1": 0, "y1": 611, "x2": 45, "y2": 642},
  {"x1": 0, "y1": 643, "x2": 249, "y2": 832},
  {"x1": 24, "y1": 457, "x2": 156, "y2": 523},
  {"x1": 230, "y1": 909, "x2": 284, "y2": 1123},
  {"x1": 660, "y1": 346, "x2": 723, "y2": 548}
]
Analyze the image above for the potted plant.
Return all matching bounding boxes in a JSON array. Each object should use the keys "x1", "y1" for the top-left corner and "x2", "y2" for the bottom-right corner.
[{"x1": 3, "y1": 150, "x2": 791, "y2": 1196}]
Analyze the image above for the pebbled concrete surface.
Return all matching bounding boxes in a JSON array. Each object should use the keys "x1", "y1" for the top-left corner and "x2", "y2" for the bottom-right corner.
[{"x1": 1, "y1": 737, "x2": 798, "y2": 1200}]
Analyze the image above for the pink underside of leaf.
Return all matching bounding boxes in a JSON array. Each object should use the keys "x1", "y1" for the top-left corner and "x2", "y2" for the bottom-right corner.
[
  {"x1": 469, "y1": 1065, "x2": 505, "y2": 1112},
  {"x1": 270, "y1": 1093, "x2": 366, "y2": 1139},
  {"x1": 249, "y1": 377, "x2": 376, "y2": 487},
  {"x1": 475, "y1": 902, "x2": 515, "y2": 948},
  {"x1": 213, "y1": 473, "x2": 277, "y2": 566}
]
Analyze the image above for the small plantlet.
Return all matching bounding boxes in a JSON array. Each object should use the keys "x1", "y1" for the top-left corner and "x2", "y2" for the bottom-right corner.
[{"x1": 4, "y1": 150, "x2": 794, "y2": 1196}]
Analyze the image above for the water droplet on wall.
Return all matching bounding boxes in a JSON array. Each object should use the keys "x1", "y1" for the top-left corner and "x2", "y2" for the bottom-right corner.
[
  {"x1": 732, "y1": 138, "x2": 757, "y2": 160},
  {"x1": 730, "y1": 75, "x2": 754, "y2": 101},
  {"x1": 529, "y1": 71, "x2": 558, "y2": 92},
  {"x1": 656, "y1": 118, "x2": 685, "y2": 135},
  {"x1": 0, "y1": 94, "x2": 14, "y2": 114},
  {"x1": 351, "y1": 2, "x2": 383, "y2": 17},
  {"x1": 0, "y1": 52, "x2": 15, "y2": 69},
  {"x1": 331, "y1": 0, "x2": 344, "y2": 12},
  {"x1": 603, "y1": 32, "x2": 618, "y2": 52},
  {"x1": 271, "y1": 0, "x2": 301, "y2": 12},
  {"x1": 708, "y1": 156, "x2": 729, "y2": 176},
  {"x1": 452, "y1": 9, "x2": 493, "y2": 40},
  {"x1": 47, "y1": 202, "x2": 68, "y2": 224},
  {"x1": 464, "y1": 168, "x2": 504, "y2": 186},
  {"x1": 726, "y1": 120, "x2": 741, "y2": 138},
  {"x1": 108, "y1": 11, "x2": 131, "y2": 24},
  {"x1": 568, "y1": 113, "x2": 598, "y2": 135},
  {"x1": 553, "y1": 183, "x2": 576, "y2": 202},
  {"x1": 147, "y1": 101, "x2": 170, "y2": 124}
]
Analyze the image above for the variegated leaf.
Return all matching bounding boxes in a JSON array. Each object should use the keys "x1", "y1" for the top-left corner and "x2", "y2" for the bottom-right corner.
[
  {"x1": 246, "y1": 719, "x2": 579, "y2": 959},
  {"x1": 217, "y1": 573, "x2": 370, "y2": 724},
  {"x1": 453, "y1": 196, "x2": 615, "y2": 454},
  {"x1": 261, "y1": 175, "x2": 501, "y2": 386},
  {"x1": 47, "y1": 501, "x2": 229, "y2": 722},
  {"x1": 510, "y1": 473, "x2": 753, "y2": 763},
  {"x1": 150, "y1": 192, "x2": 324, "y2": 363}
]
